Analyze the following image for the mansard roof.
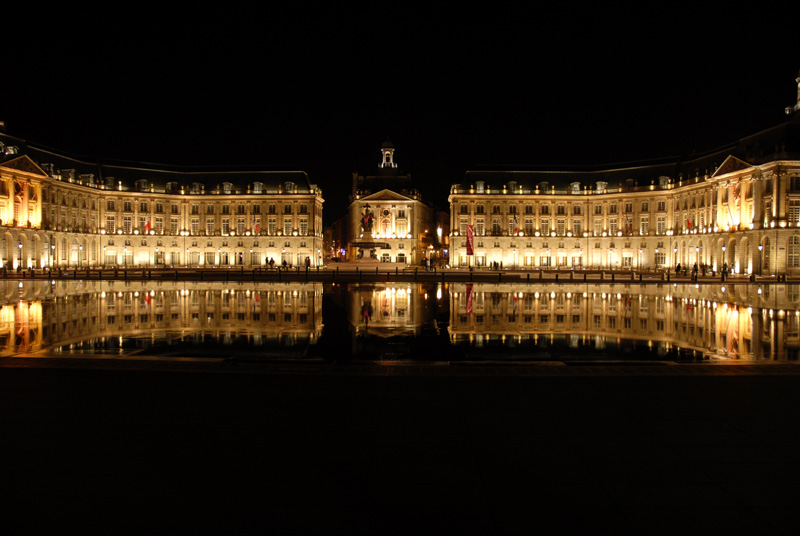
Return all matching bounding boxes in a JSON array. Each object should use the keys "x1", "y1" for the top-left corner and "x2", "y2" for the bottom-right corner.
[
  {"x1": 457, "y1": 113, "x2": 800, "y2": 193},
  {"x1": 0, "y1": 132, "x2": 318, "y2": 195}
]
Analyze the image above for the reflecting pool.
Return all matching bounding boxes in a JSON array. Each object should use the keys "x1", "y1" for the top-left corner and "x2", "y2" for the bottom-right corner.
[{"x1": 1, "y1": 280, "x2": 799, "y2": 363}]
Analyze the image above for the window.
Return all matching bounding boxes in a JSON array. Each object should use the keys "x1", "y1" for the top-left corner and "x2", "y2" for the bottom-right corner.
[
  {"x1": 641, "y1": 202, "x2": 649, "y2": 212},
  {"x1": 572, "y1": 205, "x2": 581, "y2": 215},
  {"x1": 594, "y1": 204, "x2": 603, "y2": 215},
  {"x1": 284, "y1": 204, "x2": 292, "y2": 214},
  {"x1": 657, "y1": 216, "x2": 666, "y2": 234},
  {"x1": 657, "y1": 201, "x2": 666, "y2": 211},
  {"x1": 284, "y1": 218, "x2": 293, "y2": 235},
  {"x1": 541, "y1": 205, "x2": 549, "y2": 215},
  {"x1": 493, "y1": 204, "x2": 501, "y2": 214},
  {"x1": 222, "y1": 205, "x2": 230, "y2": 215},
  {"x1": 640, "y1": 217, "x2": 649, "y2": 235},
  {"x1": 609, "y1": 204, "x2": 617, "y2": 214},
  {"x1": 557, "y1": 205, "x2": 565, "y2": 215},
  {"x1": 107, "y1": 200, "x2": 115, "y2": 211},
  {"x1": 789, "y1": 236, "x2": 800, "y2": 268},
  {"x1": 460, "y1": 204, "x2": 468, "y2": 214},
  {"x1": 524, "y1": 205, "x2": 533, "y2": 215},
  {"x1": 624, "y1": 202, "x2": 632, "y2": 213},
  {"x1": 123, "y1": 201, "x2": 132, "y2": 212},
  {"x1": 106, "y1": 216, "x2": 115, "y2": 234},
  {"x1": 790, "y1": 201, "x2": 800, "y2": 224}
]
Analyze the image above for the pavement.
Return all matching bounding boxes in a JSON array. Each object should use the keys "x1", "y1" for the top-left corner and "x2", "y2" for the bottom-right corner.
[{"x1": 2, "y1": 358, "x2": 800, "y2": 535}]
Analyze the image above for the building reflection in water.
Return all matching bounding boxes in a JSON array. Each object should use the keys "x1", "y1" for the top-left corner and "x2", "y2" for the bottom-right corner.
[
  {"x1": 1, "y1": 280, "x2": 799, "y2": 362},
  {"x1": 449, "y1": 283, "x2": 800, "y2": 362},
  {"x1": 0, "y1": 280, "x2": 322, "y2": 358}
]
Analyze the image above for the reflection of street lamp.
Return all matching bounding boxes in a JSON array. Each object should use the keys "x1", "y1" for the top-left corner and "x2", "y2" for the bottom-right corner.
[
  {"x1": 674, "y1": 246, "x2": 678, "y2": 268},
  {"x1": 638, "y1": 248, "x2": 643, "y2": 270},
  {"x1": 78, "y1": 244, "x2": 83, "y2": 269},
  {"x1": 124, "y1": 246, "x2": 127, "y2": 268},
  {"x1": 18, "y1": 242, "x2": 22, "y2": 269},
  {"x1": 722, "y1": 245, "x2": 727, "y2": 269}
]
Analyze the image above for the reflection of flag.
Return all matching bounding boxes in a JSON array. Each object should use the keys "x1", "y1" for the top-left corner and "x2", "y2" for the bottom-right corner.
[
  {"x1": 513, "y1": 215, "x2": 518, "y2": 234},
  {"x1": 466, "y1": 284, "x2": 473, "y2": 314},
  {"x1": 686, "y1": 218, "x2": 693, "y2": 229},
  {"x1": 144, "y1": 220, "x2": 151, "y2": 232},
  {"x1": 255, "y1": 223, "x2": 260, "y2": 233},
  {"x1": 466, "y1": 225, "x2": 474, "y2": 255},
  {"x1": 625, "y1": 217, "x2": 632, "y2": 234}
]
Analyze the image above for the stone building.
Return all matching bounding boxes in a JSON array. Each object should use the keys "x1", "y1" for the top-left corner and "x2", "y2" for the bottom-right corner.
[
  {"x1": 0, "y1": 130, "x2": 324, "y2": 269},
  {"x1": 345, "y1": 141, "x2": 441, "y2": 264},
  {"x1": 449, "y1": 110, "x2": 800, "y2": 276}
]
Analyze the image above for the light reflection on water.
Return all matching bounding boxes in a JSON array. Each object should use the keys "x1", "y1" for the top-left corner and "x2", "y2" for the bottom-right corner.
[{"x1": 1, "y1": 280, "x2": 799, "y2": 363}]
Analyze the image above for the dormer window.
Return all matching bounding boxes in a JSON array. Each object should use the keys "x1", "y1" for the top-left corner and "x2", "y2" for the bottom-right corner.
[
  {"x1": 222, "y1": 182, "x2": 233, "y2": 194},
  {"x1": 252, "y1": 182, "x2": 263, "y2": 194}
]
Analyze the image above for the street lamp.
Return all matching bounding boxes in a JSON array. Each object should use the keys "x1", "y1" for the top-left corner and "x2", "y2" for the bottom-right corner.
[
  {"x1": 18, "y1": 242, "x2": 22, "y2": 270},
  {"x1": 638, "y1": 248, "x2": 643, "y2": 270},
  {"x1": 758, "y1": 244, "x2": 763, "y2": 275},
  {"x1": 78, "y1": 244, "x2": 82, "y2": 269}
]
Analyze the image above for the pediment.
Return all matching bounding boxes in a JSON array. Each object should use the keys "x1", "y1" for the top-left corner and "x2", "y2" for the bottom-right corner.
[
  {"x1": 712, "y1": 155, "x2": 753, "y2": 178},
  {"x1": 358, "y1": 189, "x2": 415, "y2": 202},
  {"x1": 0, "y1": 155, "x2": 49, "y2": 178}
]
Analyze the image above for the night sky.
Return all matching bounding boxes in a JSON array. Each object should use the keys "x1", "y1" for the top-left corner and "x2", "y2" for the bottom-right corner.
[{"x1": 3, "y1": 6, "x2": 798, "y2": 221}]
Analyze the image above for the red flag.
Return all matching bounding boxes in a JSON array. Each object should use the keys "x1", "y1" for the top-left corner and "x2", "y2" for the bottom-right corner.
[
  {"x1": 144, "y1": 220, "x2": 151, "y2": 232},
  {"x1": 254, "y1": 223, "x2": 260, "y2": 233},
  {"x1": 466, "y1": 284, "x2": 473, "y2": 314},
  {"x1": 466, "y1": 225, "x2": 474, "y2": 255}
]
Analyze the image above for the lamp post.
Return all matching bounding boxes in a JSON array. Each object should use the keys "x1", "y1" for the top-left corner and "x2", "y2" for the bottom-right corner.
[
  {"x1": 50, "y1": 242, "x2": 55, "y2": 268},
  {"x1": 124, "y1": 246, "x2": 127, "y2": 268},
  {"x1": 674, "y1": 246, "x2": 678, "y2": 269},
  {"x1": 758, "y1": 244, "x2": 763, "y2": 276},
  {"x1": 18, "y1": 242, "x2": 23, "y2": 270},
  {"x1": 78, "y1": 244, "x2": 82, "y2": 269},
  {"x1": 638, "y1": 248, "x2": 643, "y2": 270}
]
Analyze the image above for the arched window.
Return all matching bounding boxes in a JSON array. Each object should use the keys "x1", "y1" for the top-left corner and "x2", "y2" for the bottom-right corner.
[{"x1": 788, "y1": 236, "x2": 800, "y2": 268}]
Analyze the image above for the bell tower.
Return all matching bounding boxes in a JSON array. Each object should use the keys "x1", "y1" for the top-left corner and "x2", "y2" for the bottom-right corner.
[{"x1": 379, "y1": 139, "x2": 397, "y2": 169}]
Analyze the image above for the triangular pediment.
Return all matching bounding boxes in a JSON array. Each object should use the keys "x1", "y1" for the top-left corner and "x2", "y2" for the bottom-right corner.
[
  {"x1": 0, "y1": 155, "x2": 49, "y2": 178},
  {"x1": 359, "y1": 189, "x2": 415, "y2": 202},
  {"x1": 712, "y1": 155, "x2": 753, "y2": 178}
]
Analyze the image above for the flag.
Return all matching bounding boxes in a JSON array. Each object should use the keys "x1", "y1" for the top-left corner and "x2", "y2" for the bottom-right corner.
[
  {"x1": 686, "y1": 218, "x2": 693, "y2": 229},
  {"x1": 513, "y1": 215, "x2": 518, "y2": 235},
  {"x1": 254, "y1": 223, "x2": 260, "y2": 233},
  {"x1": 466, "y1": 225, "x2": 474, "y2": 255},
  {"x1": 466, "y1": 284, "x2": 474, "y2": 314},
  {"x1": 144, "y1": 220, "x2": 151, "y2": 233}
]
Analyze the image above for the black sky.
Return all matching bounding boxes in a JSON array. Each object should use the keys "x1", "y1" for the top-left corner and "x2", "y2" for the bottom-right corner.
[{"x1": 3, "y1": 5, "x2": 798, "y2": 221}]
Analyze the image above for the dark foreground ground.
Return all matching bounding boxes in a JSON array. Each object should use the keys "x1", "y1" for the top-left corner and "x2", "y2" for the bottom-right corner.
[{"x1": 2, "y1": 359, "x2": 800, "y2": 535}]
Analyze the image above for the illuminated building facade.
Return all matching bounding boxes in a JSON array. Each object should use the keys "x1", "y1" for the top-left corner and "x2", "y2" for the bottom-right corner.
[
  {"x1": 450, "y1": 112, "x2": 800, "y2": 276},
  {"x1": 0, "y1": 131, "x2": 324, "y2": 269},
  {"x1": 346, "y1": 141, "x2": 441, "y2": 264}
]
